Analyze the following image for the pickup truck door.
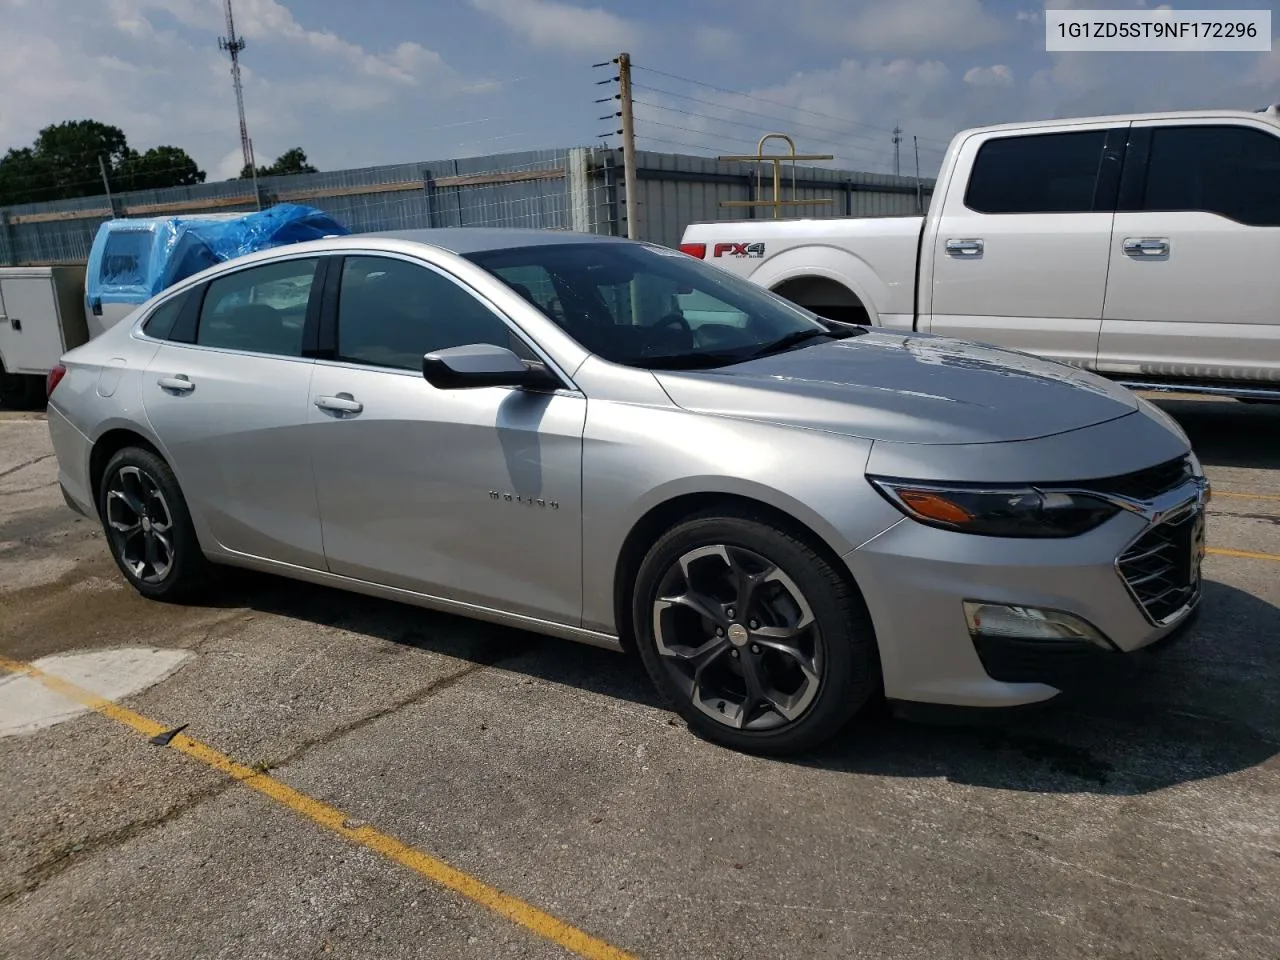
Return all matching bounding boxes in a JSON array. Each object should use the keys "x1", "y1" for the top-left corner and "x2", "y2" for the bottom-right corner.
[
  {"x1": 923, "y1": 124, "x2": 1126, "y2": 369},
  {"x1": 1097, "y1": 119, "x2": 1280, "y2": 385}
]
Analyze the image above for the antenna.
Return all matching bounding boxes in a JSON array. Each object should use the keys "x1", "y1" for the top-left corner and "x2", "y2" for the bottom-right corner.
[
  {"x1": 218, "y1": 0, "x2": 253, "y2": 175},
  {"x1": 892, "y1": 123, "x2": 902, "y2": 177}
]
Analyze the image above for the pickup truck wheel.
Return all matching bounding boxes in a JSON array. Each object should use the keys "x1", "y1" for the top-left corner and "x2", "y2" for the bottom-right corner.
[
  {"x1": 632, "y1": 510, "x2": 880, "y2": 755},
  {"x1": 98, "y1": 447, "x2": 214, "y2": 603}
]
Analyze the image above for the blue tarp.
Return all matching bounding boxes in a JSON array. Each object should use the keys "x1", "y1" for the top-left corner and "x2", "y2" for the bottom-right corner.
[{"x1": 86, "y1": 203, "x2": 349, "y2": 311}]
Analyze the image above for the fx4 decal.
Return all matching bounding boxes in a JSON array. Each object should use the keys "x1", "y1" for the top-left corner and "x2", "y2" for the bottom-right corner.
[{"x1": 713, "y1": 242, "x2": 766, "y2": 259}]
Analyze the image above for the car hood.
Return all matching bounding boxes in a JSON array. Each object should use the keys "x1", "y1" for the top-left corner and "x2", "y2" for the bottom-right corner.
[{"x1": 652, "y1": 331, "x2": 1140, "y2": 445}]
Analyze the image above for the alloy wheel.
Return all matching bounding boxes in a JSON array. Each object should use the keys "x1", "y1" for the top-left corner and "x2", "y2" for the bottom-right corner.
[
  {"x1": 105, "y1": 465, "x2": 176, "y2": 584},
  {"x1": 652, "y1": 544, "x2": 823, "y2": 731}
]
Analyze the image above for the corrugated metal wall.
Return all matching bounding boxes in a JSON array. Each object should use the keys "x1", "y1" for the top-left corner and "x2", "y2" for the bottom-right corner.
[
  {"x1": 619, "y1": 149, "x2": 933, "y2": 250},
  {"x1": 0, "y1": 146, "x2": 935, "y2": 265}
]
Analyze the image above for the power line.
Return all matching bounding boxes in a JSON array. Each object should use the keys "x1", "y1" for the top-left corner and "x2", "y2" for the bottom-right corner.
[
  {"x1": 630, "y1": 62, "x2": 954, "y2": 149},
  {"x1": 631, "y1": 100, "x2": 921, "y2": 168},
  {"x1": 633, "y1": 82, "x2": 904, "y2": 151}
]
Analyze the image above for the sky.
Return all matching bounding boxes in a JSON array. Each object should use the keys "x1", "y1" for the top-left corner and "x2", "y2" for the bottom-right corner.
[{"x1": 0, "y1": 0, "x2": 1276, "y2": 188}]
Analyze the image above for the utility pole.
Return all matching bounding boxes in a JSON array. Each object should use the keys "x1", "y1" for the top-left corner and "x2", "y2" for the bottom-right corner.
[
  {"x1": 892, "y1": 123, "x2": 902, "y2": 177},
  {"x1": 913, "y1": 136, "x2": 922, "y2": 214},
  {"x1": 97, "y1": 155, "x2": 114, "y2": 212},
  {"x1": 218, "y1": 0, "x2": 253, "y2": 175},
  {"x1": 618, "y1": 52, "x2": 638, "y2": 239}
]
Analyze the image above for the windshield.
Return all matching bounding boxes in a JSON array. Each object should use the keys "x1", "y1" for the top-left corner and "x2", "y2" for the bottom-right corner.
[{"x1": 464, "y1": 241, "x2": 840, "y2": 369}]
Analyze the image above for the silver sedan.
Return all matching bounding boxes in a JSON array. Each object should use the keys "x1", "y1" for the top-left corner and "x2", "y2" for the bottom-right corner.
[{"x1": 45, "y1": 229, "x2": 1208, "y2": 754}]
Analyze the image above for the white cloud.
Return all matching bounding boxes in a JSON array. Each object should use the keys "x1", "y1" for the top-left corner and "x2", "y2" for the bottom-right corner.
[
  {"x1": 964, "y1": 64, "x2": 1014, "y2": 87},
  {"x1": 468, "y1": 0, "x2": 640, "y2": 53},
  {"x1": 1015, "y1": 10, "x2": 1040, "y2": 22},
  {"x1": 693, "y1": 25, "x2": 744, "y2": 59},
  {"x1": 1, "y1": 0, "x2": 484, "y2": 183},
  {"x1": 785, "y1": 0, "x2": 1008, "y2": 54}
]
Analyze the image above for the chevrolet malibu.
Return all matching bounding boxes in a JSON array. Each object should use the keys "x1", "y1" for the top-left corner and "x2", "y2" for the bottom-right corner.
[{"x1": 45, "y1": 229, "x2": 1208, "y2": 754}]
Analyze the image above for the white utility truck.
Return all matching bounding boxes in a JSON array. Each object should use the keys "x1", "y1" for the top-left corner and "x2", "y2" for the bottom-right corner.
[
  {"x1": 0, "y1": 205, "x2": 346, "y2": 408},
  {"x1": 680, "y1": 105, "x2": 1280, "y2": 402},
  {"x1": 0, "y1": 266, "x2": 91, "y2": 407}
]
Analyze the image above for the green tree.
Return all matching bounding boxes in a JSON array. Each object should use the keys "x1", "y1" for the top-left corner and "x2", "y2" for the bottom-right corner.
[
  {"x1": 0, "y1": 147, "x2": 47, "y2": 207},
  {"x1": 121, "y1": 145, "x2": 206, "y2": 191},
  {"x1": 238, "y1": 146, "x2": 319, "y2": 180},
  {"x1": 0, "y1": 119, "x2": 207, "y2": 206}
]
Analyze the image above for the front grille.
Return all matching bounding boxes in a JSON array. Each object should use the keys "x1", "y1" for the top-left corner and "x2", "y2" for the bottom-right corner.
[
  {"x1": 1117, "y1": 507, "x2": 1204, "y2": 624},
  {"x1": 1085, "y1": 456, "x2": 1193, "y2": 502}
]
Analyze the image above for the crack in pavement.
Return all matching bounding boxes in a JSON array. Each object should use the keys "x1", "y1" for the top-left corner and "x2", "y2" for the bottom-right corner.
[
  {"x1": 0, "y1": 635, "x2": 538, "y2": 904},
  {"x1": 0, "y1": 455, "x2": 54, "y2": 482}
]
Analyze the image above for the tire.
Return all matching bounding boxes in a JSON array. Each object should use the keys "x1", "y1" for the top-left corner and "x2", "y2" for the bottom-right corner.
[
  {"x1": 97, "y1": 446, "x2": 214, "y2": 603},
  {"x1": 631, "y1": 508, "x2": 881, "y2": 755}
]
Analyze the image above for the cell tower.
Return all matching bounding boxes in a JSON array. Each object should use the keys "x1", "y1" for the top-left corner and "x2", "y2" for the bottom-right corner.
[
  {"x1": 892, "y1": 123, "x2": 902, "y2": 177},
  {"x1": 218, "y1": 0, "x2": 253, "y2": 173}
]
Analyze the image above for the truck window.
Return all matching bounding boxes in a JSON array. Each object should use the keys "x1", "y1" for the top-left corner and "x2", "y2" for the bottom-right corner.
[
  {"x1": 964, "y1": 130, "x2": 1108, "y2": 214},
  {"x1": 1138, "y1": 125, "x2": 1280, "y2": 227},
  {"x1": 99, "y1": 230, "x2": 152, "y2": 287}
]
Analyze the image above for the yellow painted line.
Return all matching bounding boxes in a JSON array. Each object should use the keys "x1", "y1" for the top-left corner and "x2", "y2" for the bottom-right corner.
[
  {"x1": 1208, "y1": 547, "x2": 1280, "y2": 563},
  {"x1": 1211, "y1": 490, "x2": 1280, "y2": 503},
  {"x1": 0, "y1": 654, "x2": 636, "y2": 960}
]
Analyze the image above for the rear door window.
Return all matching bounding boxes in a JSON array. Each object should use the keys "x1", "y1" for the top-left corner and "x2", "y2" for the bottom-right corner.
[{"x1": 195, "y1": 258, "x2": 319, "y2": 357}]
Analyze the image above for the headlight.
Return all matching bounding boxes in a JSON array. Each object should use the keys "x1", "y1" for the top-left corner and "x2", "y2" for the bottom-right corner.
[{"x1": 868, "y1": 477, "x2": 1121, "y2": 538}]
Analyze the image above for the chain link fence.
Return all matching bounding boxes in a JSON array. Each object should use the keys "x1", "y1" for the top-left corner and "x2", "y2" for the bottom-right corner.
[{"x1": 0, "y1": 146, "x2": 931, "y2": 266}]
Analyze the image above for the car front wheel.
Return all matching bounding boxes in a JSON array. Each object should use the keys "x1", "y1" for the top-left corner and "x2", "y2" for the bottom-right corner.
[
  {"x1": 632, "y1": 509, "x2": 880, "y2": 755},
  {"x1": 98, "y1": 446, "x2": 212, "y2": 603}
]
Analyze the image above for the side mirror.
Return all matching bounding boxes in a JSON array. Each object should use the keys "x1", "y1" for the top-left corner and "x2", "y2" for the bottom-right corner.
[{"x1": 422, "y1": 343, "x2": 561, "y2": 391}]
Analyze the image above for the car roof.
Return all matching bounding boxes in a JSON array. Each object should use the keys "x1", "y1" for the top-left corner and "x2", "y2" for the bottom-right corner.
[{"x1": 362, "y1": 227, "x2": 633, "y2": 255}]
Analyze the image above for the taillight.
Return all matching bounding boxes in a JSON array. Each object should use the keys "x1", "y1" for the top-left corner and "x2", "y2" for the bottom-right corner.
[
  {"x1": 678, "y1": 243, "x2": 706, "y2": 259},
  {"x1": 46, "y1": 364, "x2": 67, "y2": 399}
]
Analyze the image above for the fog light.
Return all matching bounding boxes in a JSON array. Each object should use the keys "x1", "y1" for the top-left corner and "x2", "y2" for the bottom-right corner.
[{"x1": 963, "y1": 602, "x2": 1112, "y2": 650}]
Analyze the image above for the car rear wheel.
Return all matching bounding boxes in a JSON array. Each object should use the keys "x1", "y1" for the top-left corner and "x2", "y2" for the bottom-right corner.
[
  {"x1": 98, "y1": 447, "x2": 213, "y2": 603},
  {"x1": 632, "y1": 509, "x2": 880, "y2": 755}
]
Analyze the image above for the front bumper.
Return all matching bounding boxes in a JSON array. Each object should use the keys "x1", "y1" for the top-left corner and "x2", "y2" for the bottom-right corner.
[
  {"x1": 972, "y1": 603, "x2": 1199, "y2": 691},
  {"x1": 843, "y1": 474, "x2": 1207, "y2": 709}
]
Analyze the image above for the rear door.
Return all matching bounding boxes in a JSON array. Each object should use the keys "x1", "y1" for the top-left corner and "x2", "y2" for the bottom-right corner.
[
  {"x1": 924, "y1": 124, "x2": 1125, "y2": 368},
  {"x1": 141, "y1": 254, "x2": 327, "y2": 569},
  {"x1": 1098, "y1": 119, "x2": 1280, "y2": 384}
]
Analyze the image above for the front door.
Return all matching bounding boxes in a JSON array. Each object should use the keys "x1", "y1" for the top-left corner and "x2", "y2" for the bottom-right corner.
[
  {"x1": 1098, "y1": 119, "x2": 1280, "y2": 383},
  {"x1": 142, "y1": 255, "x2": 326, "y2": 569},
  {"x1": 925, "y1": 125, "x2": 1124, "y2": 368},
  {"x1": 307, "y1": 253, "x2": 586, "y2": 626}
]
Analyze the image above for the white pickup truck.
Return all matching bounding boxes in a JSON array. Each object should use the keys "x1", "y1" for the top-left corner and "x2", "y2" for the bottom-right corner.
[{"x1": 680, "y1": 105, "x2": 1280, "y2": 402}]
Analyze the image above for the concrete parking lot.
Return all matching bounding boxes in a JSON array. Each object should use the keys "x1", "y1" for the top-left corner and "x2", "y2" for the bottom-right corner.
[{"x1": 1, "y1": 398, "x2": 1277, "y2": 960}]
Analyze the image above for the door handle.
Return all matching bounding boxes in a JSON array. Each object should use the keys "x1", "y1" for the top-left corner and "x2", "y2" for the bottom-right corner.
[
  {"x1": 945, "y1": 238, "x2": 984, "y2": 258},
  {"x1": 1122, "y1": 238, "x2": 1169, "y2": 259},
  {"x1": 157, "y1": 375, "x2": 195, "y2": 393},
  {"x1": 315, "y1": 394, "x2": 363, "y2": 415}
]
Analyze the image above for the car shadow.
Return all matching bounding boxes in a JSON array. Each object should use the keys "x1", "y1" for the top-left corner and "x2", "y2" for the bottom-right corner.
[
  {"x1": 802, "y1": 576, "x2": 1280, "y2": 796},
  {"x1": 196, "y1": 569, "x2": 1277, "y2": 798},
  {"x1": 1152, "y1": 396, "x2": 1280, "y2": 470}
]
